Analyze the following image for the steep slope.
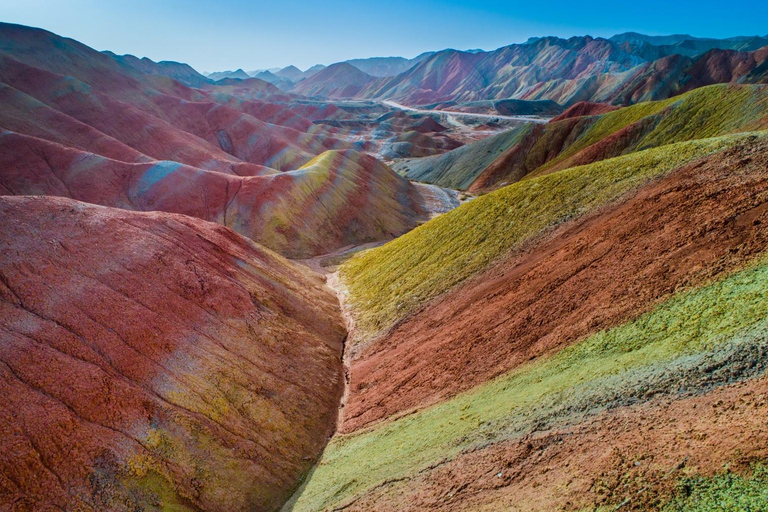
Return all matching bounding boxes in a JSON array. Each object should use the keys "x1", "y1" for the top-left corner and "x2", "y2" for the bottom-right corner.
[
  {"x1": 397, "y1": 84, "x2": 768, "y2": 191},
  {"x1": 0, "y1": 81, "x2": 152, "y2": 164},
  {"x1": 0, "y1": 23, "x2": 372, "y2": 170},
  {"x1": 0, "y1": 132, "x2": 435, "y2": 258},
  {"x1": 342, "y1": 137, "x2": 768, "y2": 430},
  {"x1": 361, "y1": 49, "x2": 485, "y2": 104},
  {"x1": 0, "y1": 23, "x2": 454, "y2": 258},
  {"x1": 0, "y1": 23, "x2": 351, "y2": 174},
  {"x1": 0, "y1": 51, "x2": 339, "y2": 172},
  {"x1": 275, "y1": 65, "x2": 304, "y2": 82},
  {"x1": 550, "y1": 100, "x2": 620, "y2": 121},
  {"x1": 393, "y1": 126, "x2": 536, "y2": 189},
  {"x1": 597, "y1": 47, "x2": 768, "y2": 106},
  {"x1": 314, "y1": 33, "x2": 768, "y2": 99},
  {"x1": 350, "y1": 36, "x2": 768, "y2": 106},
  {"x1": 342, "y1": 131, "x2": 764, "y2": 339},
  {"x1": 0, "y1": 196, "x2": 345, "y2": 512},
  {"x1": 228, "y1": 149, "x2": 436, "y2": 257},
  {"x1": 289, "y1": 133, "x2": 768, "y2": 512},
  {"x1": 345, "y1": 54, "x2": 433, "y2": 77}
]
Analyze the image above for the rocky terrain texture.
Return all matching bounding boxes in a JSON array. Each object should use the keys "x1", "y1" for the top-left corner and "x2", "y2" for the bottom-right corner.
[
  {"x1": 0, "y1": 196, "x2": 346, "y2": 511},
  {"x1": 5, "y1": 21, "x2": 768, "y2": 512},
  {"x1": 396, "y1": 84, "x2": 768, "y2": 191}
]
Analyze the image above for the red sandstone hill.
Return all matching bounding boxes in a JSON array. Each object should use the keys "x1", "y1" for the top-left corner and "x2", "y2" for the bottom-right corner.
[
  {"x1": 0, "y1": 131, "x2": 441, "y2": 258},
  {"x1": 550, "y1": 101, "x2": 620, "y2": 122},
  {"x1": 0, "y1": 195, "x2": 346, "y2": 511},
  {"x1": 0, "y1": 23, "x2": 453, "y2": 258},
  {"x1": 342, "y1": 140, "x2": 768, "y2": 432},
  {"x1": 0, "y1": 22, "x2": 364, "y2": 173}
]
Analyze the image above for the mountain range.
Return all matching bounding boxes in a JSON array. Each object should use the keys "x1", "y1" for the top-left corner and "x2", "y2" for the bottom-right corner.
[
  {"x1": 0, "y1": 22, "x2": 456, "y2": 259},
  {"x1": 198, "y1": 33, "x2": 768, "y2": 108},
  {"x1": 3, "y1": 18, "x2": 768, "y2": 512},
  {"x1": 304, "y1": 35, "x2": 768, "y2": 105}
]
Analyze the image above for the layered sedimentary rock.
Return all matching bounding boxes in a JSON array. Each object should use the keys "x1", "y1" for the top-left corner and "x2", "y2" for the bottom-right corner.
[{"x1": 0, "y1": 196, "x2": 345, "y2": 511}]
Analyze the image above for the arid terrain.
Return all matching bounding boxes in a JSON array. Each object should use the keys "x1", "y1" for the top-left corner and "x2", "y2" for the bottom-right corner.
[{"x1": 2, "y1": 19, "x2": 768, "y2": 512}]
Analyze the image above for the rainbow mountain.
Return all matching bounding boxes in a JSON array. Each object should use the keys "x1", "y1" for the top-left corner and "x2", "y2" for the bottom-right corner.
[{"x1": 2, "y1": 20, "x2": 768, "y2": 512}]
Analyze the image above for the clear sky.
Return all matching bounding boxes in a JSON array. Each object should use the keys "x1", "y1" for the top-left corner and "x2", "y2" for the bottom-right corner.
[{"x1": 3, "y1": 0, "x2": 767, "y2": 72}]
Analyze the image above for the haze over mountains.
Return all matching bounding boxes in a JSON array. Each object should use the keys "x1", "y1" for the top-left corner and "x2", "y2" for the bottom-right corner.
[
  {"x1": 199, "y1": 32, "x2": 768, "y2": 107},
  {"x1": 3, "y1": 16, "x2": 768, "y2": 512}
]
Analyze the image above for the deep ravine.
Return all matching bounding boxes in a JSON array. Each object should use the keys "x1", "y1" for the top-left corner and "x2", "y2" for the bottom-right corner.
[{"x1": 281, "y1": 252, "x2": 360, "y2": 512}]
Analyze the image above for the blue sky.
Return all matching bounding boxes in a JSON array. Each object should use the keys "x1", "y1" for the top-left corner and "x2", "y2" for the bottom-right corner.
[{"x1": 3, "y1": 0, "x2": 767, "y2": 72}]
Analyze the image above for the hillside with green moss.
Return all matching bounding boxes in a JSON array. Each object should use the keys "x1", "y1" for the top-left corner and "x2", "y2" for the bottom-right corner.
[
  {"x1": 4, "y1": 20, "x2": 768, "y2": 512},
  {"x1": 342, "y1": 131, "x2": 766, "y2": 338},
  {"x1": 394, "y1": 84, "x2": 768, "y2": 192},
  {"x1": 285, "y1": 103, "x2": 768, "y2": 510},
  {"x1": 293, "y1": 256, "x2": 768, "y2": 510}
]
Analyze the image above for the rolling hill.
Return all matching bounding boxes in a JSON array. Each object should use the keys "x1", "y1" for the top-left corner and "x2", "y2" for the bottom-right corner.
[
  {"x1": 0, "y1": 22, "x2": 455, "y2": 258},
  {"x1": 290, "y1": 125, "x2": 768, "y2": 512},
  {"x1": 0, "y1": 131, "x2": 445, "y2": 257},
  {"x1": 6, "y1": 20, "x2": 768, "y2": 512}
]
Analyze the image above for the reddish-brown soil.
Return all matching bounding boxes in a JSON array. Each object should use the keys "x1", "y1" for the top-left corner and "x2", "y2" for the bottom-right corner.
[
  {"x1": 0, "y1": 23, "x2": 466, "y2": 259},
  {"x1": 412, "y1": 117, "x2": 449, "y2": 133},
  {"x1": 550, "y1": 101, "x2": 620, "y2": 122},
  {"x1": 0, "y1": 196, "x2": 345, "y2": 511},
  {"x1": 342, "y1": 374, "x2": 768, "y2": 511},
  {"x1": 545, "y1": 115, "x2": 660, "y2": 175},
  {"x1": 467, "y1": 117, "x2": 593, "y2": 193},
  {"x1": 685, "y1": 48, "x2": 768, "y2": 88},
  {"x1": 342, "y1": 139, "x2": 768, "y2": 433},
  {"x1": 0, "y1": 132, "x2": 435, "y2": 258}
]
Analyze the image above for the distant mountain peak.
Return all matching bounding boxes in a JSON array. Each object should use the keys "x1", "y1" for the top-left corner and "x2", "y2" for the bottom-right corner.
[
  {"x1": 207, "y1": 68, "x2": 250, "y2": 81},
  {"x1": 276, "y1": 65, "x2": 304, "y2": 82}
]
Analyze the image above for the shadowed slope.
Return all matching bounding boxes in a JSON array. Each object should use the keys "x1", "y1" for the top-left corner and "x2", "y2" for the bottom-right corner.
[
  {"x1": 393, "y1": 126, "x2": 537, "y2": 190},
  {"x1": 0, "y1": 196, "x2": 345, "y2": 511},
  {"x1": 550, "y1": 101, "x2": 620, "y2": 121},
  {"x1": 352, "y1": 37, "x2": 768, "y2": 106}
]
